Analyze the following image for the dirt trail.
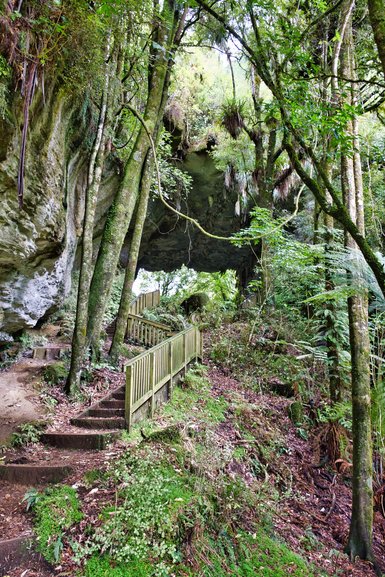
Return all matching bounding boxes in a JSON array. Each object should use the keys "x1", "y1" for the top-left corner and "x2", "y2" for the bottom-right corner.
[{"x1": 0, "y1": 357, "x2": 47, "y2": 443}]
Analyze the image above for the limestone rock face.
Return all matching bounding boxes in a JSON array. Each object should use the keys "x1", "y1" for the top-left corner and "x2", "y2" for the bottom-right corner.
[{"x1": 0, "y1": 88, "x2": 87, "y2": 333}]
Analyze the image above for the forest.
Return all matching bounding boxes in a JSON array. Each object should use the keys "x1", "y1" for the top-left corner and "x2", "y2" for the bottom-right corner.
[{"x1": 1, "y1": 0, "x2": 385, "y2": 575}]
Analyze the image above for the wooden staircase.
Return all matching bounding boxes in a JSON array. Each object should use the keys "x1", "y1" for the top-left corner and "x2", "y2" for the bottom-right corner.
[{"x1": 70, "y1": 386, "x2": 126, "y2": 430}]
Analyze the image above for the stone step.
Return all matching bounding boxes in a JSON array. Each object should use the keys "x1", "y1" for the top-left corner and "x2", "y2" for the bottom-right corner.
[
  {"x1": 70, "y1": 417, "x2": 126, "y2": 430},
  {"x1": 100, "y1": 399, "x2": 125, "y2": 409},
  {"x1": 88, "y1": 408, "x2": 125, "y2": 418},
  {"x1": 0, "y1": 464, "x2": 72, "y2": 484},
  {"x1": 41, "y1": 432, "x2": 120, "y2": 450},
  {"x1": 0, "y1": 536, "x2": 41, "y2": 574}
]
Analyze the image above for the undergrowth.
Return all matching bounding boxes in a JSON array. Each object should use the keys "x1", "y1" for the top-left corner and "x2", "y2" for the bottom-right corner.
[
  {"x1": 208, "y1": 315, "x2": 326, "y2": 402},
  {"x1": 31, "y1": 485, "x2": 83, "y2": 563},
  {"x1": 52, "y1": 363, "x2": 319, "y2": 576}
]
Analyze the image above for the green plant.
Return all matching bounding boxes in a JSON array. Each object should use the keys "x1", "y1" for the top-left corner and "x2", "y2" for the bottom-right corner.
[
  {"x1": 43, "y1": 361, "x2": 67, "y2": 385},
  {"x1": 317, "y1": 401, "x2": 352, "y2": 431},
  {"x1": 11, "y1": 422, "x2": 45, "y2": 447},
  {"x1": 221, "y1": 98, "x2": 246, "y2": 139},
  {"x1": 32, "y1": 485, "x2": 83, "y2": 564},
  {"x1": 22, "y1": 488, "x2": 41, "y2": 511}
]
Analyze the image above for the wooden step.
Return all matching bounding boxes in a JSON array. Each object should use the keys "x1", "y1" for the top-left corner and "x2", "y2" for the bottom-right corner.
[
  {"x1": 0, "y1": 536, "x2": 41, "y2": 574},
  {"x1": 111, "y1": 391, "x2": 125, "y2": 400},
  {"x1": 32, "y1": 345, "x2": 70, "y2": 360},
  {"x1": 100, "y1": 399, "x2": 125, "y2": 409},
  {"x1": 41, "y1": 432, "x2": 120, "y2": 450},
  {"x1": 88, "y1": 408, "x2": 125, "y2": 417},
  {"x1": 0, "y1": 464, "x2": 72, "y2": 484},
  {"x1": 70, "y1": 417, "x2": 126, "y2": 429}
]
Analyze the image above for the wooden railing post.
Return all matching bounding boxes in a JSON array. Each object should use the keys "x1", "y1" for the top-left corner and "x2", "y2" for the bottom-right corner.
[
  {"x1": 183, "y1": 332, "x2": 187, "y2": 377},
  {"x1": 168, "y1": 339, "x2": 173, "y2": 398},
  {"x1": 200, "y1": 330, "x2": 203, "y2": 360},
  {"x1": 150, "y1": 351, "x2": 155, "y2": 417},
  {"x1": 125, "y1": 365, "x2": 133, "y2": 432}
]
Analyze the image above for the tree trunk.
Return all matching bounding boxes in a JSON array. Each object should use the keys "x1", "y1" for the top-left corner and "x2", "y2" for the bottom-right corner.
[
  {"x1": 368, "y1": 0, "x2": 385, "y2": 78},
  {"x1": 339, "y1": 14, "x2": 374, "y2": 563},
  {"x1": 65, "y1": 35, "x2": 115, "y2": 395},
  {"x1": 324, "y1": 209, "x2": 344, "y2": 403},
  {"x1": 109, "y1": 152, "x2": 155, "y2": 361}
]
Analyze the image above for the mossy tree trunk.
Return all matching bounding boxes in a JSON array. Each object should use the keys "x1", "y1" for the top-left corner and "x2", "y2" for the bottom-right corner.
[
  {"x1": 339, "y1": 13, "x2": 374, "y2": 563},
  {"x1": 319, "y1": 14, "x2": 344, "y2": 404},
  {"x1": 368, "y1": 0, "x2": 385, "y2": 78},
  {"x1": 87, "y1": 1, "x2": 186, "y2": 356},
  {"x1": 66, "y1": 35, "x2": 116, "y2": 395},
  {"x1": 109, "y1": 152, "x2": 155, "y2": 361},
  {"x1": 324, "y1": 209, "x2": 343, "y2": 403}
]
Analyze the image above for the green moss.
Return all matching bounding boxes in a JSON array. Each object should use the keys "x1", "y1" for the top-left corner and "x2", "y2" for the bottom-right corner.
[
  {"x1": 33, "y1": 485, "x2": 83, "y2": 564},
  {"x1": 288, "y1": 400, "x2": 304, "y2": 425},
  {"x1": 204, "y1": 396, "x2": 228, "y2": 423},
  {"x1": 144, "y1": 425, "x2": 182, "y2": 444},
  {"x1": 162, "y1": 367, "x2": 227, "y2": 426},
  {"x1": 233, "y1": 446, "x2": 247, "y2": 460},
  {"x1": 43, "y1": 361, "x2": 68, "y2": 385},
  {"x1": 84, "y1": 556, "x2": 152, "y2": 577}
]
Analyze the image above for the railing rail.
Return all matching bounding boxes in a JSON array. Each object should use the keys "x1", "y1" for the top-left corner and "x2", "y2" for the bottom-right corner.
[
  {"x1": 125, "y1": 326, "x2": 202, "y2": 431},
  {"x1": 128, "y1": 290, "x2": 160, "y2": 316},
  {"x1": 125, "y1": 313, "x2": 173, "y2": 347}
]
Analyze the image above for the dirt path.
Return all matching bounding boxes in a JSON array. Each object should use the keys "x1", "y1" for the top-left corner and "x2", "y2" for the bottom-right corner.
[{"x1": 0, "y1": 357, "x2": 47, "y2": 444}]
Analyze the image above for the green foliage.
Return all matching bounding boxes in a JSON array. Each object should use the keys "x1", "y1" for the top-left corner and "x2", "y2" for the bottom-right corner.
[
  {"x1": 143, "y1": 308, "x2": 187, "y2": 332},
  {"x1": 17, "y1": 332, "x2": 37, "y2": 351},
  {"x1": 32, "y1": 485, "x2": 83, "y2": 564},
  {"x1": 154, "y1": 131, "x2": 193, "y2": 202},
  {"x1": 22, "y1": 488, "x2": 41, "y2": 512},
  {"x1": 0, "y1": 55, "x2": 11, "y2": 79},
  {"x1": 43, "y1": 361, "x2": 67, "y2": 385},
  {"x1": 0, "y1": 54, "x2": 10, "y2": 119},
  {"x1": 317, "y1": 401, "x2": 352, "y2": 431},
  {"x1": 137, "y1": 267, "x2": 238, "y2": 326},
  {"x1": 208, "y1": 319, "x2": 323, "y2": 401},
  {"x1": 183, "y1": 530, "x2": 316, "y2": 577},
  {"x1": 221, "y1": 98, "x2": 246, "y2": 139},
  {"x1": 104, "y1": 270, "x2": 125, "y2": 326},
  {"x1": 169, "y1": 47, "x2": 249, "y2": 143},
  {"x1": 79, "y1": 456, "x2": 193, "y2": 574},
  {"x1": 11, "y1": 422, "x2": 45, "y2": 447}
]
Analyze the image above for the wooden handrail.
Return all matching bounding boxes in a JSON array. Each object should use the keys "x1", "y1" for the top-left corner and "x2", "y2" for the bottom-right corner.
[
  {"x1": 126, "y1": 313, "x2": 171, "y2": 331},
  {"x1": 128, "y1": 289, "x2": 160, "y2": 316},
  {"x1": 125, "y1": 312, "x2": 172, "y2": 347},
  {"x1": 124, "y1": 326, "x2": 202, "y2": 431}
]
